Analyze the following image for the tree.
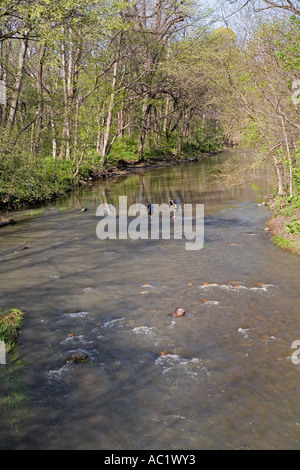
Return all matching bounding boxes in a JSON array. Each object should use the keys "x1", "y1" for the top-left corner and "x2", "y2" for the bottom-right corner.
[
  {"x1": 228, "y1": 17, "x2": 300, "y2": 196},
  {"x1": 224, "y1": 0, "x2": 300, "y2": 17}
]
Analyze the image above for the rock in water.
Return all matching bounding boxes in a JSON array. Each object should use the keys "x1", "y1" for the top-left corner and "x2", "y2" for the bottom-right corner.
[
  {"x1": 173, "y1": 307, "x2": 186, "y2": 317},
  {"x1": 64, "y1": 350, "x2": 88, "y2": 363}
]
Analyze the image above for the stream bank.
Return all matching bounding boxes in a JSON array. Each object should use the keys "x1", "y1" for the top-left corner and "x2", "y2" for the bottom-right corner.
[
  {"x1": 0, "y1": 152, "x2": 216, "y2": 215},
  {"x1": 267, "y1": 209, "x2": 300, "y2": 256}
]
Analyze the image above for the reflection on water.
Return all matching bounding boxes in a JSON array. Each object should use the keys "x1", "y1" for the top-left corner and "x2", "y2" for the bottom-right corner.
[
  {"x1": 63, "y1": 151, "x2": 273, "y2": 213},
  {"x1": 1, "y1": 150, "x2": 300, "y2": 450}
]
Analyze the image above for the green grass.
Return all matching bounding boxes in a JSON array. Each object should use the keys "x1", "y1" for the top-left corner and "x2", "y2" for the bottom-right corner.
[
  {"x1": 286, "y1": 218, "x2": 300, "y2": 235},
  {"x1": 0, "y1": 311, "x2": 29, "y2": 439},
  {"x1": 272, "y1": 235, "x2": 299, "y2": 255},
  {"x1": 24, "y1": 210, "x2": 43, "y2": 217},
  {"x1": 0, "y1": 308, "x2": 25, "y2": 353}
]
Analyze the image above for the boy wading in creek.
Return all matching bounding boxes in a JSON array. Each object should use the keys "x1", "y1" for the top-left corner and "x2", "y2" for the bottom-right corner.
[{"x1": 169, "y1": 198, "x2": 179, "y2": 219}]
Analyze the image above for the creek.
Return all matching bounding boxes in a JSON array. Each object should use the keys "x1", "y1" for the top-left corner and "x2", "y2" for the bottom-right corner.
[{"x1": 1, "y1": 150, "x2": 300, "y2": 450}]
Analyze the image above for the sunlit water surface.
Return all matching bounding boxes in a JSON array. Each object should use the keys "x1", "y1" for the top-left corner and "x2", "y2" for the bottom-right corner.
[{"x1": 1, "y1": 151, "x2": 300, "y2": 450}]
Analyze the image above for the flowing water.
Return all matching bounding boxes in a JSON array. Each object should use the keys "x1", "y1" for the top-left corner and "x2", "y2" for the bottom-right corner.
[{"x1": 1, "y1": 150, "x2": 300, "y2": 450}]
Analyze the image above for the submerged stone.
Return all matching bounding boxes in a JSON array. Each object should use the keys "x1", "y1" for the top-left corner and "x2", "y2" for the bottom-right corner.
[{"x1": 64, "y1": 349, "x2": 88, "y2": 363}]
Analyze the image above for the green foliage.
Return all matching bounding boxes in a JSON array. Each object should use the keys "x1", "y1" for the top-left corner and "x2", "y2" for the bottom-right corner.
[
  {"x1": 106, "y1": 137, "x2": 141, "y2": 165},
  {"x1": 244, "y1": 121, "x2": 265, "y2": 148},
  {"x1": 272, "y1": 235, "x2": 295, "y2": 251},
  {"x1": 0, "y1": 308, "x2": 24, "y2": 354},
  {"x1": 293, "y1": 164, "x2": 300, "y2": 198},
  {"x1": 76, "y1": 151, "x2": 103, "y2": 178},
  {"x1": 286, "y1": 194, "x2": 300, "y2": 210},
  {"x1": 195, "y1": 124, "x2": 225, "y2": 153},
  {"x1": 274, "y1": 17, "x2": 300, "y2": 71},
  {"x1": 0, "y1": 148, "x2": 76, "y2": 209},
  {"x1": 286, "y1": 217, "x2": 300, "y2": 234}
]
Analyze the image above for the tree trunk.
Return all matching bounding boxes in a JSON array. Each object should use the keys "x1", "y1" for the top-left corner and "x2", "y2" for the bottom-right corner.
[
  {"x1": 176, "y1": 108, "x2": 186, "y2": 158},
  {"x1": 138, "y1": 99, "x2": 152, "y2": 159},
  {"x1": 73, "y1": 96, "x2": 80, "y2": 162},
  {"x1": 102, "y1": 58, "x2": 118, "y2": 162},
  {"x1": 59, "y1": 28, "x2": 73, "y2": 161},
  {"x1": 72, "y1": 40, "x2": 82, "y2": 161},
  {"x1": 50, "y1": 108, "x2": 57, "y2": 161},
  {"x1": 117, "y1": 106, "x2": 125, "y2": 137},
  {"x1": 6, "y1": 33, "x2": 28, "y2": 135},
  {"x1": 274, "y1": 155, "x2": 285, "y2": 196},
  {"x1": 59, "y1": 34, "x2": 69, "y2": 160},
  {"x1": 280, "y1": 115, "x2": 293, "y2": 198},
  {"x1": 34, "y1": 43, "x2": 46, "y2": 156},
  {"x1": 163, "y1": 95, "x2": 170, "y2": 134},
  {"x1": 102, "y1": 34, "x2": 122, "y2": 163},
  {"x1": 163, "y1": 39, "x2": 171, "y2": 134},
  {"x1": 96, "y1": 112, "x2": 104, "y2": 155},
  {"x1": 0, "y1": 34, "x2": 8, "y2": 126}
]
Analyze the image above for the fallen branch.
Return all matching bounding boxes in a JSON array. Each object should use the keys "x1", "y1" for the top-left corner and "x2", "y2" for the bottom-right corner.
[{"x1": 0, "y1": 219, "x2": 16, "y2": 228}]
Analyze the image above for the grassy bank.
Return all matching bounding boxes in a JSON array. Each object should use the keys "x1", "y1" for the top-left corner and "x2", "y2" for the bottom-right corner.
[
  {"x1": 0, "y1": 308, "x2": 25, "y2": 354},
  {"x1": 0, "y1": 308, "x2": 28, "y2": 440},
  {"x1": 268, "y1": 194, "x2": 300, "y2": 256},
  {"x1": 0, "y1": 135, "x2": 223, "y2": 213}
]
